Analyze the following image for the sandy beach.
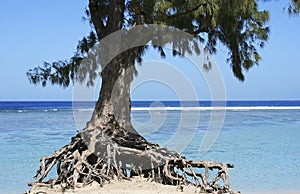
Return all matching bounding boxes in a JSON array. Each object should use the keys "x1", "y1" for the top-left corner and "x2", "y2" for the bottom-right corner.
[
  {"x1": 28, "y1": 177, "x2": 299, "y2": 194},
  {"x1": 29, "y1": 177, "x2": 199, "y2": 194}
]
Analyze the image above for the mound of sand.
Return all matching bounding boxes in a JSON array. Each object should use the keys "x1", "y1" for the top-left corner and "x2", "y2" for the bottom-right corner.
[{"x1": 28, "y1": 177, "x2": 200, "y2": 194}]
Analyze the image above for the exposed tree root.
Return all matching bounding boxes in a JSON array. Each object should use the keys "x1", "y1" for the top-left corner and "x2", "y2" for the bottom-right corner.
[{"x1": 26, "y1": 126, "x2": 239, "y2": 194}]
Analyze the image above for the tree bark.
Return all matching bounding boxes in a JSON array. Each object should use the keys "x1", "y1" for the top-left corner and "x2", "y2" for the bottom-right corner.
[
  {"x1": 81, "y1": 49, "x2": 158, "y2": 151},
  {"x1": 92, "y1": 60, "x2": 134, "y2": 128},
  {"x1": 89, "y1": 56, "x2": 133, "y2": 130}
]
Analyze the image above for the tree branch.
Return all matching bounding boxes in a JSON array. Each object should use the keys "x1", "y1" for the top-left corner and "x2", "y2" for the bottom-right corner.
[
  {"x1": 167, "y1": 3, "x2": 207, "y2": 19},
  {"x1": 88, "y1": 0, "x2": 107, "y2": 39}
]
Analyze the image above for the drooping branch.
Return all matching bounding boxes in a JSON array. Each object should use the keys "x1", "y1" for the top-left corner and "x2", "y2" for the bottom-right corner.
[{"x1": 167, "y1": 3, "x2": 208, "y2": 19}]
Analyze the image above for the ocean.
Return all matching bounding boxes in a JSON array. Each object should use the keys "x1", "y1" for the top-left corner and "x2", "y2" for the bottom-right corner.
[{"x1": 0, "y1": 101, "x2": 299, "y2": 193}]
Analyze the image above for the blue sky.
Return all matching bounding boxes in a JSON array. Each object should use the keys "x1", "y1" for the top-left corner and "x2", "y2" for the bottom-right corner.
[{"x1": 0, "y1": 0, "x2": 299, "y2": 101}]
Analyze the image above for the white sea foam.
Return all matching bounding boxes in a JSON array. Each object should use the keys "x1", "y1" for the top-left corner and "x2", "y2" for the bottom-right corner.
[
  {"x1": 75, "y1": 108, "x2": 94, "y2": 112},
  {"x1": 131, "y1": 106, "x2": 300, "y2": 111},
  {"x1": 8, "y1": 106, "x2": 300, "y2": 113}
]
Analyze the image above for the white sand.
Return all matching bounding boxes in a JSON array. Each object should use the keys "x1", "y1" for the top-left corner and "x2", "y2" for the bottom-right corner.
[
  {"x1": 28, "y1": 177, "x2": 299, "y2": 194},
  {"x1": 29, "y1": 177, "x2": 200, "y2": 194}
]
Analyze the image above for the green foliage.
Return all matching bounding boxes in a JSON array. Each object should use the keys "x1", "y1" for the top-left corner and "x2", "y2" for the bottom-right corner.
[
  {"x1": 287, "y1": 0, "x2": 300, "y2": 15},
  {"x1": 27, "y1": 0, "x2": 297, "y2": 86}
]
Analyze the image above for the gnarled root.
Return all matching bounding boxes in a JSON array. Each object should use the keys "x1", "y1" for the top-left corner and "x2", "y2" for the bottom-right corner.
[{"x1": 27, "y1": 129, "x2": 239, "y2": 194}]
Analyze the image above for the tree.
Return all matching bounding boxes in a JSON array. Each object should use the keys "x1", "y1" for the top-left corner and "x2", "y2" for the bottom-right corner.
[{"x1": 26, "y1": 0, "x2": 299, "y2": 193}]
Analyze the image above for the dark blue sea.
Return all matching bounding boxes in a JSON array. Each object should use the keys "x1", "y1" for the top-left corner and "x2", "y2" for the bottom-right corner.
[{"x1": 0, "y1": 101, "x2": 300, "y2": 193}]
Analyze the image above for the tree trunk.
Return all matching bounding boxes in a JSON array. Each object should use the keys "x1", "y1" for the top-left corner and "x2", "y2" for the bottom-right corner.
[
  {"x1": 80, "y1": 50, "x2": 157, "y2": 151},
  {"x1": 86, "y1": 0, "x2": 153, "y2": 149},
  {"x1": 90, "y1": 57, "x2": 136, "y2": 134}
]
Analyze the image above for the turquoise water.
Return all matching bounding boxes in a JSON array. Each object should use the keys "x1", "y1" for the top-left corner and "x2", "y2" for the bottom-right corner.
[{"x1": 0, "y1": 102, "x2": 299, "y2": 193}]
